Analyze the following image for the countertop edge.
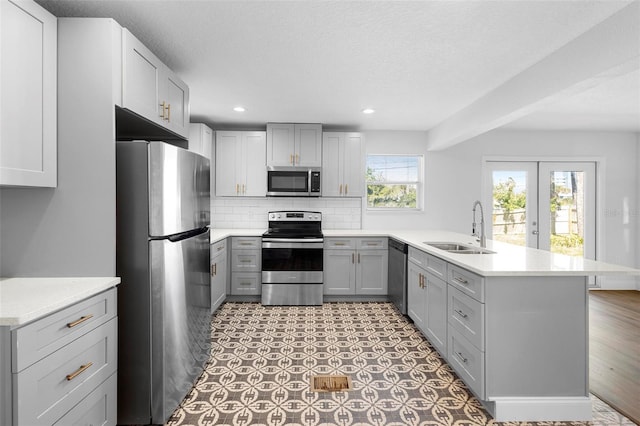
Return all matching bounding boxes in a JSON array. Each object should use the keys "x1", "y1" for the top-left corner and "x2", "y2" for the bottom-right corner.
[
  {"x1": 210, "y1": 228, "x2": 640, "y2": 277},
  {"x1": 0, "y1": 277, "x2": 121, "y2": 327}
]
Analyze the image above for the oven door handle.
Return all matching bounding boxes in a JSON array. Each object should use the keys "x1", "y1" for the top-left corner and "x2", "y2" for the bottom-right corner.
[
  {"x1": 262, "y1": 238, "x2": 324, "y2": 243},
  {"x1": 262, "y1": 241, "x2": 324, "y2": 249}
]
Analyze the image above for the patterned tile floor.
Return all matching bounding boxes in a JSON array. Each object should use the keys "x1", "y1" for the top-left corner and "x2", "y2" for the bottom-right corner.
[{"x1": 167, "y1": 302, "x2": 636, "y2": 426}]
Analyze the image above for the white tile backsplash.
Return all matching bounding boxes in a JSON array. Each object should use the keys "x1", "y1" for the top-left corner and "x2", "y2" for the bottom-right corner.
[{"x1": 211, "y1": 197, "x2": 362, "y2": 229}]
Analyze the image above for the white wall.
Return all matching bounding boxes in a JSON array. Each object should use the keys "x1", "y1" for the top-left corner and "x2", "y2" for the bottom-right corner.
[{"x1": 363, "y1": 129, "x2": 639, "y2": 289}]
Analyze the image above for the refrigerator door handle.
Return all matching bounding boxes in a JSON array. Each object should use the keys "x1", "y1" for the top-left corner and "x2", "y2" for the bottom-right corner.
[{"x1": 156, "y1": 227, "x2": 209, "y2": 243}]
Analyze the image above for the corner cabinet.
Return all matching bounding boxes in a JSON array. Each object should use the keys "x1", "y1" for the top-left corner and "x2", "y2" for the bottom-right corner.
[
  {"x1": 215, "y1": 131, "x2": 266, "y2": 197},
  {"x1": 322, "y1": 132, "x2": 364, "y2": 197},
  {"x1": 0, "y1": 0, "x2": 57, "y2": 187},
  {"x1": 324, "y1": 238, "x2": 388, "y2": 295},
  {"x1": 121, "y1": 29, "x2": 190, "y2": 139},
  {"x1": 0, "y1": 288, "x2": 118, "y2": 426},
  {"x1": 188, "y1": 123, "x2": 213, "y2": 160},
  {"x1": 266, "y1": 123, "x2": 322, "y2": 167}
]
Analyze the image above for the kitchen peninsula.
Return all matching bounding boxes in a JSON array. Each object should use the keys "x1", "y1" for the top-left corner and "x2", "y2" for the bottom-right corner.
[{"x1": 211, "y1": 228, "x2": 640, "y2": 422}]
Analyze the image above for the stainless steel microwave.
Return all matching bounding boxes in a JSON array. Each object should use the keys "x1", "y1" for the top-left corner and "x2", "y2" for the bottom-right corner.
[{"x1": 266, "y1": 166, "x2": 321, "y2": 197}]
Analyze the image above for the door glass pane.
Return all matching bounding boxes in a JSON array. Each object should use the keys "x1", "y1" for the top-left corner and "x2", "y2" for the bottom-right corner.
[
  {"x1": 548, "y1": 171, "x2": 585, "y2": 256},
  {"x1": 492, "y1": 171, "x2": 528, "y2": 246}
]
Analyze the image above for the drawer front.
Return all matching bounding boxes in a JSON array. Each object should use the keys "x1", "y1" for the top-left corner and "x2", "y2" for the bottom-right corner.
[
  {"x1": 448, "y1": 286, "x2": 485, "y2": 351},
  {"x1": 232, "y1": 236, "x2": 261, "y2": 249},
  {"x1": 356, "y1": 237, "x2": 388, "y2": 250},
  {"x1": 425, "y1": 253, "x2": 447, "y2": 279},
  {"x1": 211, "y1": 238, "x2": 227, "y2": 259},
  {"x1": 448, "y1": 265, "x2": 484, "y2": 302},
  {"x1": 448, "y1": 326, "x2": 485, "y2": 400},
  {"x1": 324, "y1": 238, "x2": 355, "y2": 250},
  {"x1": 231, "y1": 250, "x2": 261, "y2": 272},
  {"x1": 12, "y1": 288, "x2": 117, "y2": 373},
  {"x1": 15, "y1": 318, "x2": 118, "y2": 426},
  {"x1": 53, "y1": 373, "x2": 116, "y2": 426},
  {"x1": 408, "y1": 246, "x2": 428, "y2": 268},
  {"x1": 231, "y1": 273, "x2": 262, "y2": 295}
]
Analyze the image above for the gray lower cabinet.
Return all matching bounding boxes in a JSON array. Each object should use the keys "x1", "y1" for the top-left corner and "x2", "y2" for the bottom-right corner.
[
  {"x1": 411, "y1": 248, "x2": 589, "y2": 418},
  {"x1": 210, "y1": 238, "x2": 228, "y2": 312},
  {"x1": 407, "y1": 247, "x2": 448, "y2": 356},
  {"x1": 1, "y1": 288, "x2": 118, "y2": 425},
  {"x1": 230, "y1": 237, "x2": 261, "y2": 295},
  {"x1": 324, "y1": 238, "x2": 388, "y2": 295}
]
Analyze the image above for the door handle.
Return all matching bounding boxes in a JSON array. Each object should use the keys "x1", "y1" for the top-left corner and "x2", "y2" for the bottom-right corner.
[{"x1": 532, "y1": 230, "x2": 539, "y2": 235}]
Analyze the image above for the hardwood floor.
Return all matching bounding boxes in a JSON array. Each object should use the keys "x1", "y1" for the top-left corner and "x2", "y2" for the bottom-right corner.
[{"x1": 589, "y1": 290, "x2": 640, "y2": 425}]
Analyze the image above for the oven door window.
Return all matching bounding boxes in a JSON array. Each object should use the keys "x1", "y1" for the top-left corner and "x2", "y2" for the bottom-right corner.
[
  {"x1": 268, "y1": 172, "x2": 309, "y2": 193},
  {"x1": 262, "y1": 247, "x2": 322, "y2": 271}
]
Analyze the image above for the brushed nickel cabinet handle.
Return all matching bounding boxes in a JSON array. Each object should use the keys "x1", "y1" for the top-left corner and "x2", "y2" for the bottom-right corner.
[
  {"x1": 66, "y1": 362, "x2": 93, "y2": 381},
  {"x1": 67, "y1": 314, "x2": 93, "y2": 328},
  {"x1": 455, "y1": 352, "x2": 468, "y2": 364},
  {"x1": 453, "y1": 277, "x2": 469, "y2": 285},
  {"x1": 454, "y1": 309, "x2": 468, "y2": 319}
]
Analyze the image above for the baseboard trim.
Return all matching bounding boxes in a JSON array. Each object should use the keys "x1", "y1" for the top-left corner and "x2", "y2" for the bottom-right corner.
[{"x1": 488, "y1": 396, "x2": 592, "y2": 422}]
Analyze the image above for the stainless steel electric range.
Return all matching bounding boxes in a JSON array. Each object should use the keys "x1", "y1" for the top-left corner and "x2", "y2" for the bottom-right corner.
[{"x1": 261, "y1": 211, "x2": 323, "y2": 305}]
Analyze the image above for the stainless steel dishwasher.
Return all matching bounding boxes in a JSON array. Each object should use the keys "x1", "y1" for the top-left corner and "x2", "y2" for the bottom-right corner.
[{"x1": 388, "y1": 238, "x2": 408, "y2": 315}]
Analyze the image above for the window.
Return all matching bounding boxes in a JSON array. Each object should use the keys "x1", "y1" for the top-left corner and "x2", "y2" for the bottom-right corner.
[{"x1": 366, "y1": 155, "x2": 422, "y2": 209}]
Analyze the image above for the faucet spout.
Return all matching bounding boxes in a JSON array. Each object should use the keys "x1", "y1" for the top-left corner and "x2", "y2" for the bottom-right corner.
[{"x1": 472, "y1": 200, "x2": 486, "y2": 248}]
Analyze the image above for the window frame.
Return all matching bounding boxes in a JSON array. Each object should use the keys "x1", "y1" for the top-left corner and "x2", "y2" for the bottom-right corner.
[{"x1": 365, "y1": 154, "x2": 424, "y2": 211}]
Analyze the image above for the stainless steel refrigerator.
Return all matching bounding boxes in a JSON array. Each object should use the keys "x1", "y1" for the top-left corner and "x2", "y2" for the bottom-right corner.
[{"x1": 115, "y1": 141, "x2": 211, "y2": 425}]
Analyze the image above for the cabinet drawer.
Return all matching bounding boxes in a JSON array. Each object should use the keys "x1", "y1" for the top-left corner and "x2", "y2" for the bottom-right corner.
[
  {"x1": 425, "y1": 254, "x2": 447, "y2": 279},
  {"x1": 324, "y1": 238, "x2": 355, "y2": 250},
  {"x1": 12, "y1": 288, "x2": 117, "y2": 373},
  {"x1": 448, "y1": 326, "x2": 485, "y2": 400},
  {"x1": 14, "y1": 318, "x2": 117, "y2": 426},
  {"x1": 448, "y1": 265, "x2": 484, "y2": 302},
  {"x1": 231, "y1": 273, "x2": 261, "y2": 295},
  {"x1": 356, "y1": 238, "x2": 387, "y2": 250},
  {"x1": 408, "y1": 246, "x2": 428, "y2": 268},
  {"x1": 232, "y1": 236, "x2": 261, "y2": 249},
  {"x1": 448, "y1": 286, "x2": 485, "y2": 351},
  {"x1": 211, "y1": 239, "x2": 227, "y2": 259},
  {"x1": 53, "y1": 373, "x2": 116, "y2": 426},
  {"x1": 231, "y1": 250, "x2": 261, "y2": 272}
]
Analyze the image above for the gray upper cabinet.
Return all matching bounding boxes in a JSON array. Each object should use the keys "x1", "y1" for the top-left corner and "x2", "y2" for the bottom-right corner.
[
  {"x1": 122, "y1": 29, "x2": 190, "y2": 139},
  {"x1": 322, "y1": 132, "x2": 364, "y2": 197},
  {"x1": 0, "y1": 0, "x2": 57, "y2": 187},
  {"x1": 266, "y1": 123, "x2": 322, "y2": 167}
]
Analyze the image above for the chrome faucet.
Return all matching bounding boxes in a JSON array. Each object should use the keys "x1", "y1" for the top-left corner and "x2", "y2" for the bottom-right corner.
[{"x1": 472, "y1": 200, "x2": 486, "y2": 248}]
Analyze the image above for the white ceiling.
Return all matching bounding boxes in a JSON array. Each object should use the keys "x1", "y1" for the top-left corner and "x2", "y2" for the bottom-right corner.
[{"x1": 37, "y1": 0, "x2": 640, "y2": 138}]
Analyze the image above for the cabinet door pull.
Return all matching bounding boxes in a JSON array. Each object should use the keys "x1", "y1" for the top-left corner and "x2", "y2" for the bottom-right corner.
[
  {"x1": 352, "y1": 253, "x2": 355, "y2": 264},
  {"x1": 454, "y1": 309, "x2": 468, "y2": 319},
  {"x1": 67, "y1": 314, "x2": 93, "y2": 328},
  {"x1": 236, "y1": 183, "x2": 239, "y2": 194},
  {"x1": 357, "y1": 253, "x2": 360, "y2": 263},
  {"x1": 334, "y1": 242, "x2": 345, "y2": 246},
  {"x1": 240, "y1": 282, "x2": 251, "y2": 286},
  {"x1": 210, "y1": 264, "x2": 215, "y2": 276},
  {"x1": 166, "y1": 103, "x2": 171, "y2": 122},
  {"x1": 242, "y1": 184, "x2": 246, "y2": 194},
  {"x1": 453, "y1": 277, "x2": 469, "y2": 285},
  {"x1": 345, "y1": 184, "x2": 348, "y2": 195},
  {"x1": 290, "y1": 154, "x2": 293, "y2": 165},
  {"x1": 217, "y1": 245, "x2": 225, "y2": 251},
  {"x1": 159, "y1": 101, "x2": 167, "y2": 119},
  {"x1": 295, "y1": 154, "x2": 299, "y2": 164},
  {"x1": 418, "y1": 274, "x2": 423, "y2": 288},
  {"x1": 66, "y1": 362, "x2": 93, "y2": 381},
  {"x1": 455, "y1": 351, "x2": 468, "y2": 364},
  {"x1": 339, "y1": 184, "x2": 343, "y2": 195}
]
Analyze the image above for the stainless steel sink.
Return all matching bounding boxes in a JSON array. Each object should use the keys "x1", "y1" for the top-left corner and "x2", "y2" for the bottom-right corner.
[{"x1": 425, "y1": 242, "x2": 495, "y2": 254}]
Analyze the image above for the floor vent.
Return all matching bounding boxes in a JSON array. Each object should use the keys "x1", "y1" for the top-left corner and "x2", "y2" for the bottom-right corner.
[{"x1": 310, "y1": 375, "x2": 353, "y2": 392}]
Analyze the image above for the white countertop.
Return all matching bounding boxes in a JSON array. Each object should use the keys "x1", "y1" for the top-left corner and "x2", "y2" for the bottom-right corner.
[
  {"x1": 212, "y1": 228, "x2": 640, "y2": 277},
  {"x1": 0, "y1": 277, "x2": 120, "y2": 326}
]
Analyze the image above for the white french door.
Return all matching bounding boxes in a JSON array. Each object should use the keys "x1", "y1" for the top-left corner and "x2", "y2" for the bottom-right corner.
[{"x1": 484, "y1": 161, "x2": 597, "y2": 262}]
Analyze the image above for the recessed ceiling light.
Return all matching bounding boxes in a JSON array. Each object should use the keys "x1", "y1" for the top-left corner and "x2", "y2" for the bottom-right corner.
[
  {"x1": 362, "y1": 108, "x2": 375, "y2": 114},
  {"x1": 233, "y1": 106, "x2": 246, "y2": 112}
]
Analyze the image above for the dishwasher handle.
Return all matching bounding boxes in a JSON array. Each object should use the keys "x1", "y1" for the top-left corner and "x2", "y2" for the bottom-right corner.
[{"x1": 389, "y1": 238, "x2": 408, "y2": 253}]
